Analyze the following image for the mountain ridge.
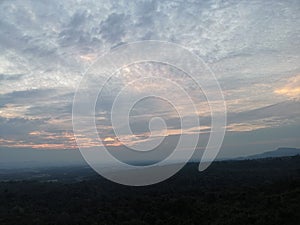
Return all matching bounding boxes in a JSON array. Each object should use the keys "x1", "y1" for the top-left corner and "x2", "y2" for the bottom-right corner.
[{"x1": 240, "y1": 147, "x2": 300, "y2": 160}]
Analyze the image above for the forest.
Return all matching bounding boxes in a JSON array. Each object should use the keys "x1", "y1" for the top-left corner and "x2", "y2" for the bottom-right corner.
[{"x1": 0, "y1": 156, "x2": 299, "y2": 225}]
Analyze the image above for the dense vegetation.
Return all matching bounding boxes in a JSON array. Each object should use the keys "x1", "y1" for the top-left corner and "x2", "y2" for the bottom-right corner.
[{"x1": 0, "y1": 156, "x2": 300, "y2": 225}]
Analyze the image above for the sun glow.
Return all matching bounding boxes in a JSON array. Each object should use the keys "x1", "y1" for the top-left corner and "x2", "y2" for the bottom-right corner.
[{"x1": 275, "y1": 75, "x2": 300, "y2": 98}]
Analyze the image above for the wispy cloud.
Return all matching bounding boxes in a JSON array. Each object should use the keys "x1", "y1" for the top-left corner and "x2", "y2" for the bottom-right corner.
[
  {"x1": 274, "y1": 74, "x2": 300, "y2": 99},
  {"x1": 0, "y1": 0, "x2": 299, "y2": 154}
]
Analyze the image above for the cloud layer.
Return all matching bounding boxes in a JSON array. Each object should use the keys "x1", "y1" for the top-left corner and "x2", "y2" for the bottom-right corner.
[{"x1": 0, "y1": 0, "x2": 299, "y2": 157}]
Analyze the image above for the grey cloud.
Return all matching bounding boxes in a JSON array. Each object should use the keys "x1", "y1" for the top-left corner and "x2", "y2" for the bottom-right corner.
[
  {"x1": 0, "y1": 89, "x2": 59, "y2": 106},
  {"x1": 0, "y1": 0, "x2": 299, "y2": 155},
  {"x1": 100, "y1": 13, "x2": 129, "y2": 44},
  {"x1": 0, "y1": 20, "x2": 26, "y2": 50},
  {"x1": 69, "y1": 10, "x2": 89, "y2": 28},
  {"x1": 59, "y1": 10, "x2": 99, "y2": 48},
  {"x1": 0, "y1": 117, "x2": 45, "y2": 138},
  {"x1": 1, "y1": 0, "x2": 299, "y2": 69},
  {"x1": 0, "y1": 73, "x2": 25, "y2": 81},
  {"x1": 0, "y1": 89, "x2": 74, "y2": 122},
  {"x1": 26, "y1": 103, "x2": 72, "y2": 118},
  {"x1": 228, "y1": 100, "x2": 300, "y2": 124},
  {"x1": 135, "y1": 0, "x2": 158, "y2": 16}
]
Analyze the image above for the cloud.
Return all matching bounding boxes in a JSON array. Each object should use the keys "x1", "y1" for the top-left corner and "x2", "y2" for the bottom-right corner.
[
  {"x1": 225, "y1": 100, "x2": 300, "y2": 132},
  {"x1": 0, "y1": 116, "x2": 45, "y2": 138},
  {"x1": 100, "y1": 13, "x2": 129, "y2": 43},
  {"x1": 274, "y1": 74, "x2": 300, "y2": 98},
  {"x1": 0, "y1": 0, "x2": 299, "y2": 155}
]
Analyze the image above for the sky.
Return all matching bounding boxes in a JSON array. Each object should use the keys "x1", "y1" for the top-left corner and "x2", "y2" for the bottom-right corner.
[{"x1": 0, "y1": 0, "x2": 300, "y2": 165}]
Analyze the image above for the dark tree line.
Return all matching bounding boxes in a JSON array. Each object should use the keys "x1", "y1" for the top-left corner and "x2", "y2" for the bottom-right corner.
[{"x1": 0, "y1": 156, "x2": 299, "y2": 225}]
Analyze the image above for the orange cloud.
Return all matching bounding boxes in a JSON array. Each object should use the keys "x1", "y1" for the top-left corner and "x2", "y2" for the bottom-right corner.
[
  {"x1": 0, "y1": 104, "x2": 30, "y2": 119},
  {"x1": 226, "y1": 123, "x2": 268, "y2": 132},
  {"x1": 103, "y1": 137, "x2": 115, "y2": 142},
  {"x1": 0, "y1": 138, "x2": 77, "y2": 150},
  {"x1": 103, "y1": 137, "x2": 123, "y2": 147},
  {"x1": 275, "y1": 75, "x2": 300, "y2": 98}
]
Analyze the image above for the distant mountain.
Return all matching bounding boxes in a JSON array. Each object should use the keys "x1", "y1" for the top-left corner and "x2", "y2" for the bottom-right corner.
[{"x1": 243, "y1": 147, "x2": 300, "y2": 160}]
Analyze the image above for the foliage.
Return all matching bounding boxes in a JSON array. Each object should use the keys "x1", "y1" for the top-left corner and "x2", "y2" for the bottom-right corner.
[{"x1": 0, "y1": 156, "x2": 299, "y2": 225}]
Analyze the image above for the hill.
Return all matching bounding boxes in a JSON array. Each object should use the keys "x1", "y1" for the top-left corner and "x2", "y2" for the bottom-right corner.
[{"x1": 243, "y1": 147, "x2": 300, "y2": 159}]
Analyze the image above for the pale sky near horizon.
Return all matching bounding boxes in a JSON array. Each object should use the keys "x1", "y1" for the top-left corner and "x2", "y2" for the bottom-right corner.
[{"x1": 0, "y1": 0, "x2": 299, "y2": 161}]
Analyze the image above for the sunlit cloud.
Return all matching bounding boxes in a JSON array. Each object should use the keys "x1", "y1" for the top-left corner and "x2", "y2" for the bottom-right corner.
[
  {"x1": 102, "y1": 137, "x2": 122, "y2": 147},
  {"x1": 0, "y1": 137, "x2": 77, "y2": 150},
  {"x1": 226, "y1": 116, "x2": 289, "y2": 132},
  {"x1": 79, "y1": 53, "x2": 97, "y2": 62},
  {"x1": 274, "y1": 75, "x2": 300, "y2": 98},
  {"x1": 227, "y1": 123, "x2": 270, "y2": 132},
  {"x1": 0, "y1": 104, "x2": 30, "y2": 119}
]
